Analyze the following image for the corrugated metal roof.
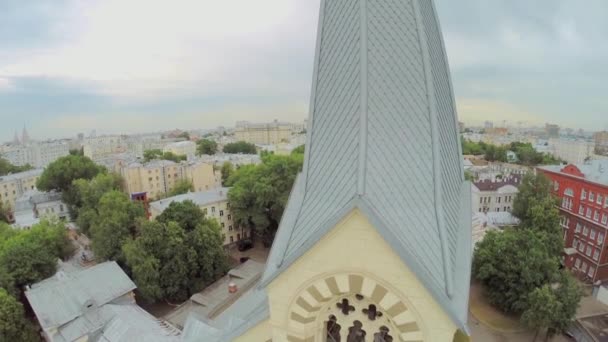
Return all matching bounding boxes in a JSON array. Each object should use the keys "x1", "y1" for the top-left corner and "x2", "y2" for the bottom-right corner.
[
  {"x1": 25, "y1": 261, "x2": 136, "y2": 330},
  {"x1": 540, "y1": 160, "x2": 608, "y2": 187}
]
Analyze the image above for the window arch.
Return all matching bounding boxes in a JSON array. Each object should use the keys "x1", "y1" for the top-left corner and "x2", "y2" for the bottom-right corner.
[{"x1": 564, "y1": 188, "x2": 574, "y2": 197}]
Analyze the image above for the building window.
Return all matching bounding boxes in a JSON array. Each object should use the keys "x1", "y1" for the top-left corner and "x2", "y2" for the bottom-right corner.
[
  {"x1": 497, "y1": 197, "x2": 501, "y2": 204},
  {"x1": 591, "y1": 229, "x2": 597, "y2": 240},
  {"x1": 587, "y1": 208, "x2": 592, "y2": 218},
  {"x1": 603, "y1": 214, "x2": 608, "y2": 226},
  {"x1": 211, "y1": 206, "x2": 215, "y2": 213},
  {"x1": 579, "y1": 205, "x2": 585, "y2": 215},
  {"x1": 496, "y1": 208, "x2": 500, "y2": 212},
  {"x1": 594, "y1": 250, "x2": 600, "y2": 261},
  {"x1": 590, "y1": 192, "x2": 595, "y2": 202},
  {"x1": 237, "y1": 233, "x2": 241, "y2": 241},
  {"x1": 479, "y1": 198, "x2": 483, "y2": 204},
  {"x1": 582, "y1": 189, "x2": 587, "y2": 200},
  {"x1": 221, "y1": 222, "x2": 225, "y2": 228},
  {"x1": 573, "y1": 239, "x2": 579, "y2": 249},
  {"x1": 554, "y1": 181, "x2": 559, "y2": 191},
  {"x1": 575, "y1": 258, "x2": 581, "y2": 269},
  {"x1": 598, "y1": 195, "x2": 604, "y2": 205},
  {"x1": 227, "y1": 214, "x2": 231, "y2": 220},
  {"x1": 564, "y1": 188, "x2": 574, "y2": 197},
  {"x1": 598, "y1": 232, "x2": 605, "y2": 245},
  {"x1": 605, "y1": 197, "x2": 608, "y2": 207},
  {"x1": 586, "y1": 245, "x2": 593, "y2": 257},
  {"x1": 589, "y1": 266, "x2": 596, "y2": 277},
  {"x1": 582, "y1": 262, "x2": 588, "y2": 273},
  {"x1": 595, "y1": 211, "x2": 601, "y2": 222},
  {"x1": 228, "y1": 225, "x2": 233, "y2": 231},
  {"x1": 579, "y1": 243, "x2": 585, "y2": 252},
  {"x1": 230, "y1": 236, "x2": 233, "y2": 243},
  {"x1": 219, "y1": 210, "x2": 224, "y2": 217},
  {"x1": 583, "y1": 226, "x2": 589, "y2": 236}
]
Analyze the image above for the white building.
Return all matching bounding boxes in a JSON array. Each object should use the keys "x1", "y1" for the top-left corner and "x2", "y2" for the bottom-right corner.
[
  {"x1": 548, "y1": 138, "x2": 594, "y2": 164},
  {"x1": 12, "y1": 190, "x2": 68, "y2": 229},
  {"x1": 471, "y1": 175, "x2": 522, "y2": 213},
  {"x1": 1, "y1": 140, "x2": 70, "y2": 168}
]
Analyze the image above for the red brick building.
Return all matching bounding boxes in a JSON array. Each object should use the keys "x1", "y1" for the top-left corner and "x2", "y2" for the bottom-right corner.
[{"x1": 539, "y1": 160, "x2": 608, "y2": 283}]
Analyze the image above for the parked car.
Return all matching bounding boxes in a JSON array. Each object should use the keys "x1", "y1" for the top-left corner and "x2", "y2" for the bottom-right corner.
[{"x1": 237, "y1": 239, "x2": 253, "y2": 252}]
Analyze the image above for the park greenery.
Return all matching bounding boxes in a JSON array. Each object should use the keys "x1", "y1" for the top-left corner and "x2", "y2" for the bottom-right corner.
[
  {"x1": 196, "y1": 139, "x2": 218, "y2": 155},
  {"x1": 291, "y1": 144, "x2": 305, "y2": 155},
  {"x1": 0, "y1": 220, "x2": 73, "y2": 341},
  {"x1": 227, "y1": 152, "x2": 303, "y2": 245},
  {"x1": 0, "y1": 157, "x2": 33, "y2": 176},
  {"x1": 222, "y1": 141, "x2": 257, "y2": 154},
  {"x1": 461, "y1": 139, "x2": 564, "y2": 166},
  {"x1": 143, "y1": 149, "x2": 187, "y2": 163},
  {"x1": 124, "y1": 211, "x2": 227, "y2": 302},
  {"x1": 473, "y1": 172, "x2": 582, "y2": 339}
]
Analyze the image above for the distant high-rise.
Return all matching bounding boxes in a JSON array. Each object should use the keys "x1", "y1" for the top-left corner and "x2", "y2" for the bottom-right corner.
[
  {"x1": 484, "y1": 120, "x2": 494, "y2": 129},
  {"x1": 545, "y1": 123, "x2": 560, "y2": 138}
]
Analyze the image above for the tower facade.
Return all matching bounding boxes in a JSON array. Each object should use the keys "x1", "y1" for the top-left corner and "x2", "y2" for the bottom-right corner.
[{"x1": 182, "y1": 0, "x2": 471, "y2": 341}]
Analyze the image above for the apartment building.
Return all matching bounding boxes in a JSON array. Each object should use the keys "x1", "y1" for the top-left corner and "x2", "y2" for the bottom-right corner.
[
  {"x1": 539, "y1": 160, "x2": 608, "y2": 282},
  {"x1": 163, "y1": 141, "x2": 196, "y2": 159},
  {"x1": 471, "y1": 175, "x2": 522, "y2": 213},
  {"x1": 234, "y1": 120, "x2": 291, "y2": 145},
  {"x1": 149, "y1": 188, "x2": 250, "y2": 246},
  {"x1": 120, "y1": 160, "x2": 219, "y2": 200},
  {"x1": 0, "y1": 169, "x2": 43, "y2": 210},
  {"x1": 2, "y1": 141, "x2": 70, "y2": 168}
]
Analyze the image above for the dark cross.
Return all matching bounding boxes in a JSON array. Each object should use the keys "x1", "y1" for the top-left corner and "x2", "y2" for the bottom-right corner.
[
  {"x1": 336, "y1": 298, "x2": 355, "y2": 315},
  {"x1": 362, "y1": 304, "x2": 383, "y2": 321},
  {"x1": 373, "y1": 326, "x2": 393, "y2": 342},
  {"x1": 326, "y1": 315, "x2": 341, "y2": 342},
  {"x1": 347, "y1": 320, "x2": 366, "y2": 342}
]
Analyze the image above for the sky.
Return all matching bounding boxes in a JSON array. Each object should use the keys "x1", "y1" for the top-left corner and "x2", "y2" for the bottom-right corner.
[{"x1": 0, "y1": 0, "x2": 607, "y2": 140}]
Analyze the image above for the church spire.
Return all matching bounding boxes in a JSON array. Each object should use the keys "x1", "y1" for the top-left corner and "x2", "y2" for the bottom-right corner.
[
  {"x1": 262, "y1": 0, "x2": 471, "y2": 332},
  {"x1": 21, "y1": 124, "x2": 29, "y2": 144},
  {"x1": 13, "y1": 130, "x2": 20, "y2": 145}
]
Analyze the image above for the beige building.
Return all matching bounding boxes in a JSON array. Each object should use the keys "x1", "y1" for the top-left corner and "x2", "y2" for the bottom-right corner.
[
  {"x1": 234, "y1": 120, "x2": 291, "y2": 145},
  {"x1": 0, "y1": 169, "x2": 43, "y2": 210},
  {"x1": 149, "y1": 187, "x2": 250, "y2": 246},
  {"x1": 163, "y1": 141, "x2": 196, "y2": 158},
  {"x1": 120, "y1": 160, "x2": 219, "y2": 200}
]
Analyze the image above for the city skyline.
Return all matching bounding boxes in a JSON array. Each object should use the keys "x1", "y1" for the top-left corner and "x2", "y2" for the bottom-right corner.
[{"x1": 1, "y1": 0, "x2": 607, "y2": 139}]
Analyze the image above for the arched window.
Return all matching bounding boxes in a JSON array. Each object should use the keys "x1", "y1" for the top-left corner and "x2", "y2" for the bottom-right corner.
[{"x1": 564, "y1": 188, "x2": 574, "y2": 197}]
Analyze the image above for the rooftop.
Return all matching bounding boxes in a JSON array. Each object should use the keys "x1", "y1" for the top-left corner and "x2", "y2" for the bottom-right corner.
[
  {"x1": 539, "y1": 159, "x2": 608, "y2": 187},
  {"x1": 472, "y1": 175, "x2": 522, "y2": 191},
  {"x1": 149, "y1": 187, "x2": 229, "y2": 213},
  {"x1": 25, "y1": 261, "x2": 136, "y2": 330},
  {"x1": 0, "y1": 168, "x2": 43, "y2": 182}
]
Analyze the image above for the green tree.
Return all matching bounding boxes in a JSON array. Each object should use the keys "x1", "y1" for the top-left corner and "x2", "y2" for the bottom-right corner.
[
  {"x1": 221, "y1": 162, "x2": 234, "y2": 186},
  {"x1": 291, "y1": 145, "x2": 305, "y2": 155},
  {"x1": 0, "y1": 289, "x2": 38, "y2": 342},
  {"x1": 473, "y1": 229, "x2": 560, "y2": 313},
  {"x1": 178, "y1": 132, "x2": 190, "y2": 140},
  {"x1": 0, "y1": 221, "x2": 72, "y2": 286},
  {"x1": 156, "y1": 200, "x2": 204, "y2": 232},
  {"x1": 0, "y1": 201, "x2": 10, "y2": 224},
  {"x1": 512, "y1": 173, "x2": 553, "y2": 226},
  {"x1": 69, "y1": 148, "x2": 84, "y2": 156},
  {"x1": 228, "y1": 154, "x2": 303, "y2": 245},
  {"x1": 36, "y1": 155, "x2": 104, "y2": 193},
  {"x1": 168, "y1": 179, "x2": 194, "y2": 197},
  {"x1": 143, "y1": 149, "x2": 163, "y2": 162},
  {"x1": 0, "y1": 158, "x2": 33, "y2": 176},
  {"x1": 70, "y1": 173, "x2": 124, "y2": 226},
  {"x1": 521, "y1": 285, "x2": 561, "y2": 341},
  {"x1": 162, "y1": 152, "x2": 187, "y2": 163},
  {"x1": 90, "y1": 191, "x2": 145, "y2": 262},
  {"x1": 222, "y1": 141, "x2": 257, "y2": 154},
  {"x1": 197, "y1": 139, "x2": 218, "y2": 155},
  {"x1": 124, "y1": 219, "x2": 227, "y2": 302}
]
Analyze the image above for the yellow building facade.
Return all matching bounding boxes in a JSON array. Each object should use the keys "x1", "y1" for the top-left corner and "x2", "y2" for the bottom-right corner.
[
  {"x1": 235, "y1": 121, "x2": 292, "y2": 145},
  {"x1": 0, "y1": 169, "x2": 43, "y2": 210}
]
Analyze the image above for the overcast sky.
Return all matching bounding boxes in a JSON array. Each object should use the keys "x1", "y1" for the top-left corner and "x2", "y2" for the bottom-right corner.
[{"x1": 1, "y1": 0, "x2": 607, "y2": 140}]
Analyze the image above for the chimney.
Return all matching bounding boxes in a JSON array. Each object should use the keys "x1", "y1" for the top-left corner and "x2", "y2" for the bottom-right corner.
[{"x1": 228, "y1": 282, "x2": 237, "y2": 294}]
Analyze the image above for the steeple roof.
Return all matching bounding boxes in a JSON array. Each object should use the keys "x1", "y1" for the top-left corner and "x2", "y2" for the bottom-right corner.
[{"x1": 261, "y1": 0, "x2": 471, "y2": 331}]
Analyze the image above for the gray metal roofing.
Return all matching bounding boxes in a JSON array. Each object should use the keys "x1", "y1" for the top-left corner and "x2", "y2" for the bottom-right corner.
[
  {"x1": 25, "y1": 261, "x2": 136, "y2": 330},
  {"x1": 540, "y1": 160, "x2": 608, "y2": 187},
  {"x1": 261, "y1": 0, "x2": 471, "y2": 332},
  {"x1": 149, "y1": 187, "x2": 229, "y2": 213},
  {"x1": 0, "y1": 168, "x2": 43, "y2": 182}
]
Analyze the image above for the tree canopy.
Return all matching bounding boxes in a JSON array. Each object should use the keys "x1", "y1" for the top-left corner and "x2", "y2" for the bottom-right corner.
[
  {"x1": 143, "y1": 149, "x2": 186, "y2": 163},
  {"x1": 124, "y1": 217, "x2": 227, "y2": 302},
  {"x1": 0, "y1": 289, "x2": 38, "y2": 342},
  {"x1": 90, "y1": 191, "x2": 145, "y2": 262},
  {"x1": 0, "y1": 158, "x2": 33, "y2": 176},
  {"x1": 460, "y1": 139, "x2": 564, "y2": 166},
  {"x1": 227, "y1": 154, "x2": 303, "y2": 245},
  {"x1": 222, "y1": 141, "x2": 257, "y2": 154},
  {"x1": 168, "y1": 179, "x2": 194, "y2": 197},
  {"x1": 156, "y1": 200, "x2": 205, "y2": 232},
  {"x1": 36, "y1": 155, "x2": 105, "y2": 193},
  {"x1": 196, "y1": 139, "x2": 218, "y2": 155},
  {"x1": 220, "y1": 162, "x2": 234, "y2": 186},
  {"x1": 0, "y1": 220, "x2": 73, "y2": 289},
  {"x1": 291, "y1": 145, "x2": 305, "y2": 155}
]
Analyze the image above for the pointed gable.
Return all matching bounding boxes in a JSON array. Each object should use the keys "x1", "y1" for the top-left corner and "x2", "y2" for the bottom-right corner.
[{"x1": 261, "y1": 0, "x2": 471, "y2": 332}]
